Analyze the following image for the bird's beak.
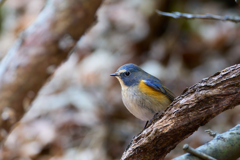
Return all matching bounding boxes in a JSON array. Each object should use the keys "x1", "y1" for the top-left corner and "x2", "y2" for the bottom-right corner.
[{"x1": 110, "y1": 72, "x2": 119, "y2": 76}]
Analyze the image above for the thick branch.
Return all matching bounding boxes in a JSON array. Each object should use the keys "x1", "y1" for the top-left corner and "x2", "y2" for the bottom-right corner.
[
  {"x1": 174, "y1": 124, "x2": 240, "y2": 160},
  {"x1": 121, "y1": 64, "x2": 240, "y2": 160},
  {"x1": 156, "y1": 10, "x2": 240, "y2": 23},
  {"x1": 0, "y1": 0, "x2": 102, "y2": 142}
]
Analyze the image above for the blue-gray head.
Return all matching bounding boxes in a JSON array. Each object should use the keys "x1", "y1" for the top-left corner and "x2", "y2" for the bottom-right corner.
[{"x1": 110, "y1": 63, "x2": 148, "y2": 87}]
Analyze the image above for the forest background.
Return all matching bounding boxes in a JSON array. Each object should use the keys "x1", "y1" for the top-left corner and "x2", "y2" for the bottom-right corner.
[{"x1": 0, "y1": 0, "x2": 239, "y2": 159}]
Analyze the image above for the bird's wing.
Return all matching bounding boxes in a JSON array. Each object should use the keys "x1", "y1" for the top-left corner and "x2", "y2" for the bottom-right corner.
[{"x1": 143, "y1": 79, "x2": 175, "y2": 101}]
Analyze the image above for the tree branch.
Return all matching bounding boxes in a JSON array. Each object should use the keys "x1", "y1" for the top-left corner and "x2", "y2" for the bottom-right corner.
[
  {"x1": 121, "y1": 64, "x2": 240, "y2": 160},
  {"x1": 182, "y1": 144, "x2": 217, "y2": 160},
  {"x1": 156, "y1": 10, "x2": 240, "y2": 23},
  {"x1": 0, "y1": 0, "x2": 102, "y2": 143},
  {"x1": 174, "y1": 124, "x2": 240, "y2": 160}
]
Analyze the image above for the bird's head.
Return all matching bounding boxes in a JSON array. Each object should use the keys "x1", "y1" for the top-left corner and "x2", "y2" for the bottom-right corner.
[{"x1": 111, "y1": 64, "x2": 146, "y2": 88}]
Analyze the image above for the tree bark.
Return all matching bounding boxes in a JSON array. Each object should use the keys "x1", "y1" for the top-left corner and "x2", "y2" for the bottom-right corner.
[
  {"x1": 0, "y1": 0, "x2": 102, "y2": 143},
  {"x1": 121, "y1": 64, "x2": 240, "y2": 160}
]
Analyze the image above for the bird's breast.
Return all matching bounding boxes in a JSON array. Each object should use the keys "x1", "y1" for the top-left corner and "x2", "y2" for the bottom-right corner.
[{"x1": 121, "y1": 84, "x2": 171, "y2": 121}]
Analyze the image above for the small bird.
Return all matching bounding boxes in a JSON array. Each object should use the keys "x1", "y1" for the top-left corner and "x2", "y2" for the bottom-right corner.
[{"x1": 111, "y1": 63, "x2": 175, "y2": 123}]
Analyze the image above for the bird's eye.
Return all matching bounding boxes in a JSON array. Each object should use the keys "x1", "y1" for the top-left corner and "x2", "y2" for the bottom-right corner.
[{"x1": 124, "y1": 71, "x2": 130, "y2": 76}]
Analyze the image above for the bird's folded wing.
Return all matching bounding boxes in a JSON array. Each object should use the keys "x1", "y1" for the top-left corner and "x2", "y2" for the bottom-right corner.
[{"x1": 142, "y1": 79, "x2": 175, "y2": 101}]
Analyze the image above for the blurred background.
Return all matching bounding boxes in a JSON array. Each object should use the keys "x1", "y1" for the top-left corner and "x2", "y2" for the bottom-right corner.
[{"x1": 0, "y1": 0, "x2": 240, "y2": 159}]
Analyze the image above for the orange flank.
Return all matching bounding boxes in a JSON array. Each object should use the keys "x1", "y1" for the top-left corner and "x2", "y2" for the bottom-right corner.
[{"x1": 138, "y1": 80, "x2": 166, "y2": 99}]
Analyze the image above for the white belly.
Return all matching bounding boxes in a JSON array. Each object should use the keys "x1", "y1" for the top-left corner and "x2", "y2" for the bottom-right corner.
[{"x1": 121, "y1": 87, "x2": 155, "y2": 121}]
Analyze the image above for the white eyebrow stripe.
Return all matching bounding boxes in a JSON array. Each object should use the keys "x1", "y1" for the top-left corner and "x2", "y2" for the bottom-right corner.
[{"x1": 118, "y1": 69, "x2": 126, "y2": 73}]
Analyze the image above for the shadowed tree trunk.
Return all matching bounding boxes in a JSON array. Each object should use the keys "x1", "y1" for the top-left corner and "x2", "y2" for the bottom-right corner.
[{"x1": 0, "y1": 0, "x2": 103, "y2": 143}]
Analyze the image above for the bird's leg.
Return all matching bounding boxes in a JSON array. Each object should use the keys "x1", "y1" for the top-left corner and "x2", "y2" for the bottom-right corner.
[
  {"x1": 143, "y1": 120, "x2": 149, "y2": 129},
  {"x1": 143, "y1": 112, "x2": 163, "y2": 130},
  {"x1": 153, "y1": 112, "x2": 160, "y2": 119}
]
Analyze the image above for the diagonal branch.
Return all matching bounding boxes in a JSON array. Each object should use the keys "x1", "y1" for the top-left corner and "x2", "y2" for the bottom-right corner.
[
  {"x1": 156, "y1": 10, "x2": 240, "y2": 23},
  {"x1": 121, "y1": 64, "x2": 240, "y2": 160},
  {"x1": 0, "y1": 0, "x2": 102, "y2": 143}
]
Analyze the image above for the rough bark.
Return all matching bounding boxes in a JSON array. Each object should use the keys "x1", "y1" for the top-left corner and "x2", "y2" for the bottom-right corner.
[
  {"x1": 173, "y1": 124, "x2": 240, "y2": 160},
  {"x1": 121, "y1": 64, "x2": 240, "y2": 160},
  {"x1": 0, "y1": 0, "x2": 102, "y2": 143}
]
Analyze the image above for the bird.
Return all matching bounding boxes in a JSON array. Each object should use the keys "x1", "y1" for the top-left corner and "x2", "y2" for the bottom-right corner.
[{"x1": 110, "y1": 63, "x2": 175, "y2": 126}]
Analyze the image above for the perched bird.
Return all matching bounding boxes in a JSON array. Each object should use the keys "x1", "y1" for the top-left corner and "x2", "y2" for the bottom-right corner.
[{"x1": 111, "y1": 63, "x2": 175, "y2": 123}]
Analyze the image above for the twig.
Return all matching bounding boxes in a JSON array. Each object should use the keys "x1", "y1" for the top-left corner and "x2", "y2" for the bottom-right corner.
[
  {"x1": 183, "y1": 144, "x2": 217, "y2": 160},
  {"x1": 205, "y1": 129, "x2": 218, "y2": 137},
  {"x1": 156, "y1": 10, "x2": 240, "y2": 23}
]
